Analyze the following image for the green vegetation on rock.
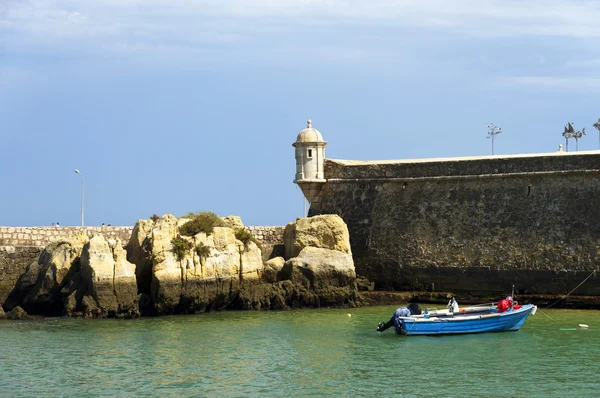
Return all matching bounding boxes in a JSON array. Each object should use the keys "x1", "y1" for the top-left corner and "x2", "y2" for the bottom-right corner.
[
  {"x1": 195, "y1": 242, "x2": 211, "y2": 258},
  {"x1": 234, "y1": 228, "x2": 262, "y2": 249},
  {"x1": 171, "y1": 236, "x2": 193, "y2": 261},
  {"x1": 179, "y1": 212, "x2": 225, "y2": 236}
]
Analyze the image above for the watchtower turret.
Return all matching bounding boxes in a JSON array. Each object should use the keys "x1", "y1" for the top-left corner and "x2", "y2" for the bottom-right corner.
[{"x1": 293, "y1": 119, "x2": 327, "y2": 203}]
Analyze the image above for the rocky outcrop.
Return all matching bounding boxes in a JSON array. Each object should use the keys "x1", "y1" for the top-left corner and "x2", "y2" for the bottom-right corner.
[
  {"x1": 126, "y1": 219, "x2": 154, "y2": 295},
  {"x1": 263, "y1": 257, "x2": 285, "y2": 283},
  {"x1": 133, "y1": 215, "x2": 264, "y2": 314},
  {"x1": 79, "y1": 236, "x2": 139, "y2": 318},
  {"x1": 7, "y1": 305, "x2": 28, "y2": 320},
  {"x1": 284, "y1": 215, "x2": 352, "y2": 259},
  {"x1": 5, "y1": 213, "x2": 358, "y2": 317},
  {"x1": 269, "y1": 247, "x2": 357, "y2": 307},
  {"x1": 0, "y1": 303, "x2": 5, "y2": 319},
  {"x1": 4, "y1": 238, "x2": 86, "y2": 315},
  {"x1": 222, "y1": 215, "x2": 244, "y2": 229},
  {"x1": 6, "y1": 235, "x2": 138, "y2": 318},
  {"x1": 124, "y1": 213, "x2": 358, "y2": 314},
  {"x1": 285, "y1": 247, "x2": 355, "y2": 288}
]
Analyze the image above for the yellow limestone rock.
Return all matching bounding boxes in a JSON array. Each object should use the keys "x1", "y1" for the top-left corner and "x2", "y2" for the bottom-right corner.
[
  {"x1": 80, "y1": 235, "x2": 118, "y2": 314},
  {"x1": 284, "y1": 214, "x2": 352, "y2": 259},
  {"x1": 79, "y1": 235, "x2": 139, "y2": 317}
]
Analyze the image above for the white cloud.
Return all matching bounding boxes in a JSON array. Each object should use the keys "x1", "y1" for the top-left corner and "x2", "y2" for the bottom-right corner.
[
  {"x1": 1, "y1": 0, "x2": 600, "y2": 77},
  {"x1": 3, "y1": 0, "x2": 600, "y2": 53}
]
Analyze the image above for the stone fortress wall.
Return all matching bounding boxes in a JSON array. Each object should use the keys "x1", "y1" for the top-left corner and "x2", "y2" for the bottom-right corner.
[
  {"x1": 0, "y1": 225, "x2": 285, "y2": 303},
  {"x1": 309, "y1": 151, "x2": 600, "y2": 297}
]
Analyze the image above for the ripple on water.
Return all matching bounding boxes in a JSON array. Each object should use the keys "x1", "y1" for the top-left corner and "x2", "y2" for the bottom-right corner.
[{"x1": 1, "y1": 307, "x2": 599, "y2": 397}]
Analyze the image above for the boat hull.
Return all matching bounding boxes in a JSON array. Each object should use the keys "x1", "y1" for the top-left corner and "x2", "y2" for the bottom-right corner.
[{"x1": 400, "y1": 304, "x2": 536, "y2": 336}]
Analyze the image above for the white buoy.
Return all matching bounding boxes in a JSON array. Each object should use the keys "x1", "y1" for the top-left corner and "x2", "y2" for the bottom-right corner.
[{"x1": 578, "y1": 324, "x2": 589, "y2": 328}]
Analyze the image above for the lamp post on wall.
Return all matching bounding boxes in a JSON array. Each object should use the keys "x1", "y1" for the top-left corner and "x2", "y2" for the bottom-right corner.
[
  {"x1": 486, "y1": 123, "x2": 502, "y2": 155},
  {"x1": 74, "y1": 169, "x2": 84, "y2": 226}
]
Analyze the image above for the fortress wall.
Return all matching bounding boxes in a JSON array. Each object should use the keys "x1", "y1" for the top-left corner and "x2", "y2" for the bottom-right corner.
[{"x1": 310, "y1": 153, "x2": 600, "y2": 297}]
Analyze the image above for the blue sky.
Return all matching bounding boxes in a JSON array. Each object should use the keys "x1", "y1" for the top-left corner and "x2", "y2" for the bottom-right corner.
[{"x1": 1, "y1": 0, "x2": 600, "y2": 227}]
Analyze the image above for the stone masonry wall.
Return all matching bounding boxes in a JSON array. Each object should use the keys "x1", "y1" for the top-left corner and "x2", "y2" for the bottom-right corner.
[
  {"x1": 245, "y1": 226, "x2": 285, "y2": 263},
  {"x1": 0, "y1": 246, "x2": 43, "y2": 304},
  {"x1": 0, "y1": 226, "x2": 134, "y2": 247},
  {"x1": 310, "y1": 152, "x2": 600, "y2": 297}
]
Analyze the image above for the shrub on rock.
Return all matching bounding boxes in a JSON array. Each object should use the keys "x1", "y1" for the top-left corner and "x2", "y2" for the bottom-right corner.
[
  {"x1": 179, "y1": 212, "x2": 226, "y2": 236},
  {"x1": 171, "y1": 236, "x2": 193, "y2": 261},
  {"x1": 234, "y1": 228, "x2": 261, "y2": 249},
  {"x1": 195, "y1": 242, "x2": 211, "y2": 259}
]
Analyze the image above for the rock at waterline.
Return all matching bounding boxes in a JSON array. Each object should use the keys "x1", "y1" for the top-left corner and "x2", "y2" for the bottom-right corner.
[
  {"x1": 263, "y1": 257, "x2": 285, "y2": 284},
  {"x1": 6, "y1": 238, "x2": 86, "y2": 314},
  {"x1": 7, "y1": 306, "x2": 28, "y2": 320},
  {"x1": 80, "y1": 235, "x2": 139, "y2": 318},
  {"x1": 145, "y1": 214, "x2": 264, "y2": 314}
]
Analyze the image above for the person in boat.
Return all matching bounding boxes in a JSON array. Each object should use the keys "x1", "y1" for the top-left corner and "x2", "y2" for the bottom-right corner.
[{"x1": 376, "y1": 303, "x2": 422, "y2": 333}]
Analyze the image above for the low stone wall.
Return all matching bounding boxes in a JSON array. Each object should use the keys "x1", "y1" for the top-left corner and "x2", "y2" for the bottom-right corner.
[
  {"x1": 0, "y1": 246, "x2": 43, "y2": 303},
  {"x1": 0, "y1": 226, "x2": 284, "y2": 249},
  {"x1": 0, "y1": 226, "x2": 134, "y2": 247},
  {"x1": 246, "y1": 226, "x2": 285, "y2": 262}
]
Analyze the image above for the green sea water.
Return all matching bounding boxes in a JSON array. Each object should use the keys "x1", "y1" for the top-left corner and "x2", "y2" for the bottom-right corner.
[{"x1": 1, "y1": 306, "x2": 598, "y2": 397}]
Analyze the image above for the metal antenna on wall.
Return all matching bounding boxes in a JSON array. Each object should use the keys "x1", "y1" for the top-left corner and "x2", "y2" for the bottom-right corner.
[
  {"x1": 486, "y1": 123, "x2": 502, "y2": 155},
  {"x1": 562, "y1": 122, "x2": 575, "y2": 152},
  {"x1": 593, "y1": 118, "x2": 600, "y2": 149}
]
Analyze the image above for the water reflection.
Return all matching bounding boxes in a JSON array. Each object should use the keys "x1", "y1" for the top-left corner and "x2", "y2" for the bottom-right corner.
[{"x1": 1, "y1": 307, "x2": 599, "y2": 397}]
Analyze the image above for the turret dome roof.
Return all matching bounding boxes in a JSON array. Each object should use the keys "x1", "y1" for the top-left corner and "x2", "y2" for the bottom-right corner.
[{"x1": 296, "y1": 120, "x2": 324, "y2": 143}]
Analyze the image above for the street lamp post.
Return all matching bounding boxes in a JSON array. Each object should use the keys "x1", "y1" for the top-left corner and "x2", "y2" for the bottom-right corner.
[
  {"x1": 486, "y1": 123, "x2": 502, "y2": 155},
  {"x1": 74, "y1": 169, "x2": 84, "y2": 226}
]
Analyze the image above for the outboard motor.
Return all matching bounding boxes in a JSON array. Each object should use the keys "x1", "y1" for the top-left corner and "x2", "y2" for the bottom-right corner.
[{"x1": 376, "y1": 303, "x2": 422, "y2": 333}]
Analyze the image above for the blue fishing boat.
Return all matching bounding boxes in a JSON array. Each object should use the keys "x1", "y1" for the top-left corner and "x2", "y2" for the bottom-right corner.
[{"x1": 376, "y1": 298, "x2": 537, "y2": 336}]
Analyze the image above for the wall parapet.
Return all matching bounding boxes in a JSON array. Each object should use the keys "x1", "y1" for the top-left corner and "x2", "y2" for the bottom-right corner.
[
  {"x1": 0, "y1": 225, "x2": 286, "y2": 248},
  {"x1": 0, "y1": 226, "x2": 134, "y2": 247},
  {"x1": 325, "y1": 151, "x2": 600, "y2": 181}
]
